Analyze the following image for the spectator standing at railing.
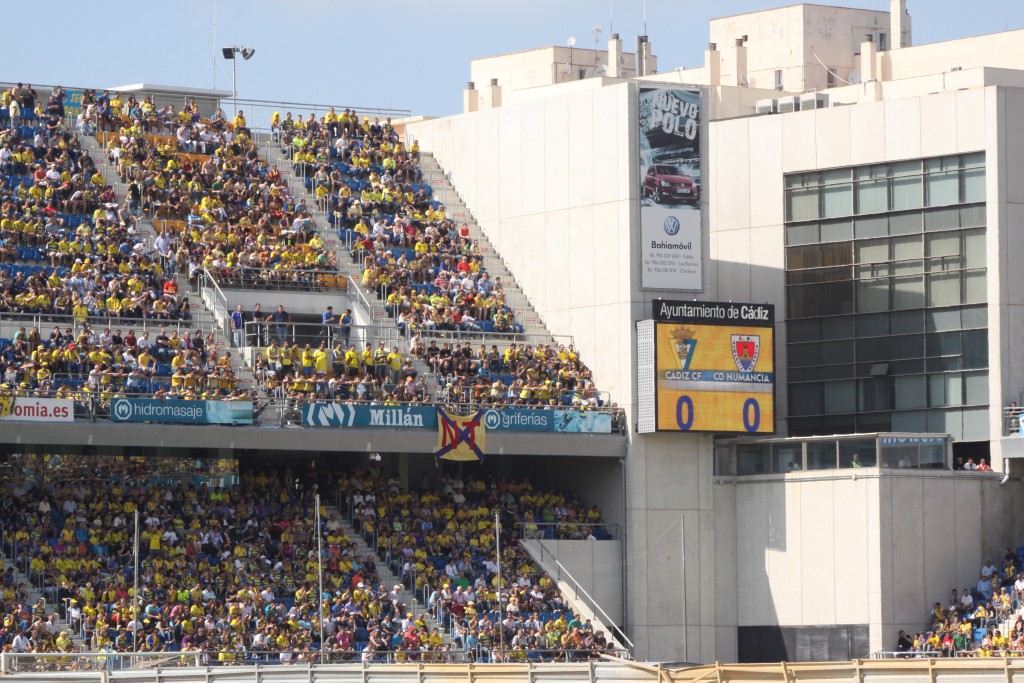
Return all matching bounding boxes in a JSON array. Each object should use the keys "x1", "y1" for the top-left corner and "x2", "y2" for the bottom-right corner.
[
  {"x1": 272, "y1": 305, "x2": 290, "y2": 344},
  {"x1": 251, "y1": 303, "x2": 266, "y2": 346},
  {"x1": 321, "y1": 306, "x2": 337, "y2": 346},
  {"x1": 231, "y1": 304, "x2": 246, "y2": 348}
]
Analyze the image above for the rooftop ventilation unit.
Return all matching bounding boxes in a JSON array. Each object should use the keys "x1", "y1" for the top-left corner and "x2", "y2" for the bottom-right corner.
[
  {"x1": 755, "y1": 99, "x2": 778, "y2": 115},
  {"x1": 799, "y1": 93, "x2": 829, "y2": 110},
  {"x1": 777, "y1": 96, "x2": 800, "y2": 114}
]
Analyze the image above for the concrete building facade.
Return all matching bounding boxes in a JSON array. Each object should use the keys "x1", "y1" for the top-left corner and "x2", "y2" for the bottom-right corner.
[{"x1": 406, "y1": 0, "x2": 1024, "y2": 663}]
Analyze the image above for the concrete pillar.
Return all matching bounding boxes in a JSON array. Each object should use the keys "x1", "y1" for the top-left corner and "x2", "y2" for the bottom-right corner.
[
  {"x1": 860, "y1": 35, "x2": 878, "y2": 82},
  {"x1": 608, "y1": 33, "x2": 622, "y2": 78},
  {"x1": 734, "y1": 38, "x2": 747, "y2": 87},
  {"x1": 486, "y1": 78, "x2": 502, "y2": 109},
  {"x1": 704, "y1": 43, "x2": 720, "y2": 87},
  {"x1": 890, "y1": 0, "x2": 911, "y2": 49},
  {"x1": 463, "y1": 82, "x2": 478, "y2": 114}
]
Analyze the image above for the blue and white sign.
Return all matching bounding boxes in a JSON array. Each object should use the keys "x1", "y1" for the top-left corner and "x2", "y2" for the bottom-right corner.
[
  {"x1": 300, "y1": 403, "x2": 612, "y2": 433},
  {"x1": 111, "y1": 399, "x2": 253, "y2": 425},
  {"x1": 301, "y1": 403, "x2": 438, "y2": 429},
  {"x1": 481, "y1": 408, "x2": 612, "y2": 434}
]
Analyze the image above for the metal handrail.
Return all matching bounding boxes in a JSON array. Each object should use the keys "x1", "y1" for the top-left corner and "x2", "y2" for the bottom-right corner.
[
  {"x1": 0, "y1": 312, "x2": 216, "y2": 337},
  {"x1": 517, "y1": 522, "x2": 619, "y2": 541},
  {"x1": 206, "y1": 267, "x2": 344, "y2": 292},
  {"x1": 241, "y1": 320, "x2": 404, "y2": 353}
]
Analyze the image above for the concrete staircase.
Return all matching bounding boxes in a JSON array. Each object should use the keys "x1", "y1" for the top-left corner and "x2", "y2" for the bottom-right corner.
[
  {"x1": 417, "y1": 153, "x2": 552, "y2": 341},
  {"x1": 328, "y1": 504, "x2": 455, "y2": 648}
]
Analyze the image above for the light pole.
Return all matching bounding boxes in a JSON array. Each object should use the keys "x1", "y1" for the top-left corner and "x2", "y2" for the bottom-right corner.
[{"x1": 221, "y1": 45, "x2": 255, "y2": 116}]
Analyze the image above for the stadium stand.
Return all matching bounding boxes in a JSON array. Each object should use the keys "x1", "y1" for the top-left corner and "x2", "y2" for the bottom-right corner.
[{"x1": 0, "y1": 455, "x2": 617, "y2": 662}]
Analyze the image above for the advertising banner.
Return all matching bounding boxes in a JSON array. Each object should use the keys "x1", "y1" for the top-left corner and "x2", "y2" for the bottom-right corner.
[
  {"x1": 62, "y1": 88, "x2": 85, "y2": 118},
  {"x1": 481, "y1": 408, "x2": 613, "y2": 434},
  {"x1": 638, "y1": 86, "x2": 703, "y2": 290},
  {"x1": 640, "y1": 300, "x2": 775, "y2": 434},
  {"x1": 301, "y1": 403, "x2": 438, "y2": 429},
  {"x1": 0, "y1": 397, "x2": 74, "y2": 422},
  {"x1": 111, "y1": 399, "x2": 253, "y2": 425}
]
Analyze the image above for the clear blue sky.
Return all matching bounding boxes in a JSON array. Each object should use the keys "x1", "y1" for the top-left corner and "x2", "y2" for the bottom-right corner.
[{"x1": 6, "y1": 0, "x2": 1022, "y2": 117}]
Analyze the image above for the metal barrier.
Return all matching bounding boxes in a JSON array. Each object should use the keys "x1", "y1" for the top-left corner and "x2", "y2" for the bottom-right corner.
[
  {"x1": 0, "y1": 312, "x2": 216, "y2": 339},
  {"x1": 241, "y1": 320, "x2": 404, "y2": 353},
  {"x1": 1004, "y1": 407, "x2": 1024, "y2": 436},
  {"x1": 207, "y1": 267, "x2": 348, "y2": 292}
]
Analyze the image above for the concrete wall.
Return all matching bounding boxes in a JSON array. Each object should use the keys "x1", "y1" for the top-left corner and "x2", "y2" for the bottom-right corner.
[
  {"x1": 718, "y1": 471, "x2": 1024, "y2": 654},
  {"x1": 521, "y1": 539, "x2": 624, "y2": 629}
]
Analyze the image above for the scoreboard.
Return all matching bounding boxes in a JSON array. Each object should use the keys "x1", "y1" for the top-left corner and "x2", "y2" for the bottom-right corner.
[{"x1": 637, "y1": 300, "x2": 776, "y2": 434}]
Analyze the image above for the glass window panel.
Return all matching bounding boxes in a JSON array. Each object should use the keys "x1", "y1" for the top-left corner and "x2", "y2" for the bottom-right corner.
[
  {"x1": 892, "y1": 175, "x2": 923, "y2": 211},
  {"x1": 892, "y1": 260, "x2": 923, "y2": 276},
  {"x1": 822, "y1": 168, "x2": 852, "y2": 185},
  {"x1": 889, "y1": 212, "x2": 922, "y2": 235},
  {"x1": 892, "y1": 160, "x2": 922, "y2": 177},
  {"x1": 859, "y1": 377, "x2": 893, "y2": 412},
  {"x1": 823, "y1": 183, "x2": 853, "y2": 218},
  {"x1": 806, "y1": 441, "x2": 838, "y2": 470},
  {"x1": 737, "y1": 444, "x2": 772, "y2": 475},
  {"x1": 715, "y1": 446, "x2": 735, "y2": 476},
  {"x1": 925, "y1": 157, "x2": 958, "y2": 173},
  {"x1": 928, "y1": 374, "x2": 947, "y2": 407},
  {"x1": 820, "y1": 219, "x2": 853, "y2": 242},
  {"x1": 892, "y1": 235, "x2": 923, "y2": 261},
  {"x1": 927, "y1": 357, "x2": 962, "y2": 372},
  {"x1": 891, "y1": 359, "x2": 924, "y2": 375},
  {"x1": 821, "y1": 340, "x2": 855, "y2": 365},
  {"x1": 789, "y1": 383, "x2": 822, "y2": 416},
  {"x1": 960, "y1": 305, "x2": 987, "y2": 329},
  {"x1": 786, "y1": 172, "x2": 818, "y2": 188},
  {"x1": 856, "y1": 164, "x2": 889, "y2": 180},
  {"x1": 891, "y1": 334, "x2": 924, "y2": 359},
  {"x1": 926, "y1": 409, "x2": 962, "y2": 440},
  {"x1": 926, "y1": 170, "x2": 961, "y2": 207},
  {"x1": 926, "y1": 331, "x2": 962, "y2": 357},
  {"x1": 963, "y1": 167, "x2": 985, "y2": 203},
  {"x1": 963, "y1": 329, "x2": 988, "y2": 369},
  {"x1": 895, "y1": 375, "x2": 927, "y2": 409},
  {"x1": 787, "y1": 285, "x2": 814, "y2": 319},
  {"x1": 788, "y1": 342, "x2": 821, "y2": 368},
  {"x1": 773, "y1": 443, "x2": 804, "y2": 473},
  {"x1": 824, "y1": 380, "x2": 856, "y2": 413},
  {"x1": 789, "y1": 367, "x2": 821, "y2": 382},
  {"x1": 962, "y1": 408, "x2": 989, "y2": 442},
  {"x1": 856, "y1": 239, "x2": 889, "y2": 264},
  {"x1": 927, "y1": 273, "x2": 961, "y2": 307},
  {"x1": 821, "y1": 281, "x2": 856, "y2": 316},
  {"x1": 964, "y1": 270, "x2": 986, "y2": 304},
  {"x1": 926, "y1": 309, "x2": 961, "y2": 333},
  {"x1": 891, "y1": 310, "x2": 924, "y2": 334},
  {"x1": 857, "y1": 313, "x2": 890, "y2": 337},
  {"x1": 839, "y1": 438, "x2": 877, "y2": 468},
  {"x1": 892, "y1": 275, "x2": 925, "y2": 310},
  {"x1": 962, "y1": 152, "x2": 985, "y2": 169},
  {"x1": 945, "y1": 373, "x2": 964, "y2": 406},
  {"x1": 821, "y1": 316, "x2": 855, "y2": 340},
  {"x1": 787, "y1": 245, "x2": 819, "y2": 270},
  {"x1": 960, "y1": 205, "x2": 986, "y2": 228},
  {"x1": 964, "y1": 372, "x2": 988, "y2": 405},
  {"x1": 856, "y1": 179, "x2": 889, "y2": 214},
  {"x1": 854, "y1": 216, "x2": 889, "y2": 239},
  {"x1": 919, "y1": 441, "x2": 947, "y2": 469},
  {"x1": 787, "y1": 187, "x2": 820, "y2": 222},
  {"x1": 820, "y1": 242, "x2": 854, "y2": 267},
  {"x1": 858, "y1": 279, "x2": 890, "y2": 313},
  {"x1": 926, "y1": 232, "x2": 960, "y2": 258},
  {"x1": 788, "y1": 319, "x2": 820, "y2": 343},
  {"x1": 924, "y1": 207, "x2": 961, "y2": 231},
  {"x1": 786, "y1": 223, "x2": 820, "y2": 246},
  {"x1": 857, "y1": 337, "x2": 891, "y2": 363},
  {"x1": 963, "y1": 230, "x2": 986, "y2": 269},
  {"x1": 821, "y1": 364, "x2": 856, "y2": 379}
]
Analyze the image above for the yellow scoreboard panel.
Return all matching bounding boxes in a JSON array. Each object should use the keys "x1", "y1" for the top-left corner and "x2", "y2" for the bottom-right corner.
[{"x1": 652, "y1": 301, "x2": 776, "y2": 433}]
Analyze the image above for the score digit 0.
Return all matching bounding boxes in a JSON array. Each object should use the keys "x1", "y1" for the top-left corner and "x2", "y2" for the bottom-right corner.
[{"x1": 674, "y1": 395, "x2": 762, "y2": 432}]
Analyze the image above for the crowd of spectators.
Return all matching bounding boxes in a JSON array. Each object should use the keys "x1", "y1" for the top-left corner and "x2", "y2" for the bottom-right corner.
[
  {"x1": 0, "y1": 457, "x2": 615, "y2": 663},
  {"x1": 98, "y1": 106, "x2": 336, "y2": 285},
  {"x1": 347, "y1": 471, "x2": 614, "y2": 661},
  {"x1": 0, "y1": 323, "x2": 250, "y2": 405},
  {"x1": 900, "y1": 550, "x2": 1024, "y2": 657}
]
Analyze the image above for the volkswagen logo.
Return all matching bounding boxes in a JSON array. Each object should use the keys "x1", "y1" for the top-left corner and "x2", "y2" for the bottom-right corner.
[
  {"x1": 113, "y1": 400, "x2": 133, "y2": 421},
  {"x1": 483, "y1": 410, "x2": 501, "y2": 430},
  {"x1": 663, "y1": 215, "x2": 680, "y2": 236}
]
